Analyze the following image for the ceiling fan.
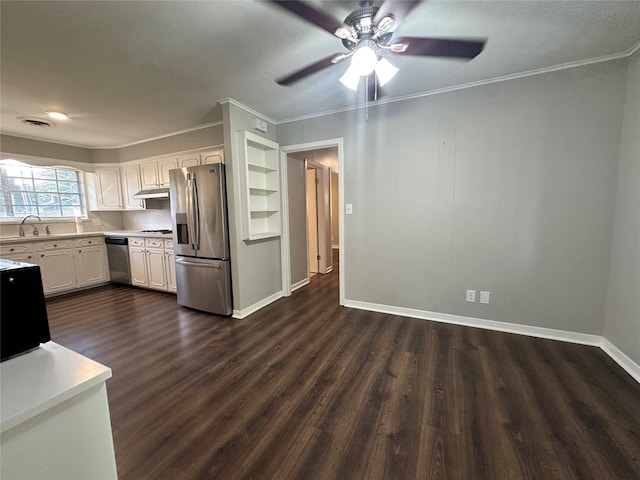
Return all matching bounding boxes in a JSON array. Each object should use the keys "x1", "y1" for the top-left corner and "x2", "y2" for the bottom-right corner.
[{"x1": 269, "y1": 0, "x2": 487, "y2": 100}]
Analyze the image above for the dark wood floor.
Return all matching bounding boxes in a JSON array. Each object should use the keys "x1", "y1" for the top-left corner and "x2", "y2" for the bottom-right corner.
[{"x1": 46, "y1": 254, "x2": 640, "y2": 479}]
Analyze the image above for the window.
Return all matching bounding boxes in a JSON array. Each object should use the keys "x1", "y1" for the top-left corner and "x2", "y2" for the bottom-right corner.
[{"x1": 0, "y1": 164, "x2": 86, "y2": 219}]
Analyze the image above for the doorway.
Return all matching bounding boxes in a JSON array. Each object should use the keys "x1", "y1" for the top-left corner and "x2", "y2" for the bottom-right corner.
[{"x1": 280, "y1": 139, "x2": 344, "y2": 304}]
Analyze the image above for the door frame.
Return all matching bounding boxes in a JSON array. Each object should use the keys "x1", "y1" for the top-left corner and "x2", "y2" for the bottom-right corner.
[{"x1": 279, "y1": 138, "x2": 345, "y2": 305}]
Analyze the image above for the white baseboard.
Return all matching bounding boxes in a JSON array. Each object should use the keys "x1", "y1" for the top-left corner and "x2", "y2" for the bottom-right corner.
[
  {"x1": 600, "y1": 338, "x2": 640, "y2": 384},
  {"x1": 344, "y1": 299, "x2": 639, "y2": 383},
  {"x1": 291, "y1": 278, "x2": 310, "y2": 292},
  {"x1": 232, "y1": 290, "x2": 283, "y2": 319}
]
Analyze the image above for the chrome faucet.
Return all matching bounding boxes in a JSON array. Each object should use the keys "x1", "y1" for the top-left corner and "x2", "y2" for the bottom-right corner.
[{"x1": 19, "y1": 215, "x2": 41, "y2": 236}]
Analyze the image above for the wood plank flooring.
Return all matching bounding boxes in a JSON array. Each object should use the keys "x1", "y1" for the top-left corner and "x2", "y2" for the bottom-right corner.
[{"x1": 45, "y1": 255, "x2": 640, "y2": 479}]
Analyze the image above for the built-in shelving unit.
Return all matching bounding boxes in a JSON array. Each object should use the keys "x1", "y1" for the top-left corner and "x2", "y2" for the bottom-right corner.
[{"x1": 237, "y1": 130, "x2": 281, "y2": 241}]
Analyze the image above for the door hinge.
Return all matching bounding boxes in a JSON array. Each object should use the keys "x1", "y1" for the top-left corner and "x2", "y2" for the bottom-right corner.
[
  {"x1": 315, "y1": 178, "x2": 319, "y2": 185},
  {"x1": 317, "y1": 255, "x2": 321, "y2": 260}
]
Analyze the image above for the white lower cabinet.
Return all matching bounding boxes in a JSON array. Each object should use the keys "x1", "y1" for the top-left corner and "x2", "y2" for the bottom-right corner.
[
  {"x1": 128, "y1": 237, "x2": 176, "y2": 293},
  {"x1": 129, "y1": 243, "x2": 149, "y2": 288},
  {"x1": 1, "y1": 236, "x2": 108, "y2": 296},
  {"x1": 166, "y1": 250, "x2": 177, "y2": 293},
  {"x1": 39, "y1": 250, "x2": 76, "y2": 294},
  {"x1": 146, "y1": 248, "x2": 167, "y2": 290},
  {"x1": 75, "y1": 246, "x2": 109, "y2": 287}
]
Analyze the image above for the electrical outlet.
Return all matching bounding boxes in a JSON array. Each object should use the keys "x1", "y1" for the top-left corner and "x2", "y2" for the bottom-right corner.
[
  {"x1": 480, "y1": 291, "x2": 490, "y2": 304},
  {"x1": 466, "y1": 289, "x2": 476, "y2": 302},
  {"x1": 346, "y1": 203, "x2": 353, "y2": 214}
]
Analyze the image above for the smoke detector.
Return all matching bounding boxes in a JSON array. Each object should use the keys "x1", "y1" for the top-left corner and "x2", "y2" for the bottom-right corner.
[{"x1": 17, "y1": 116, "x2": 55, "y2": 127}]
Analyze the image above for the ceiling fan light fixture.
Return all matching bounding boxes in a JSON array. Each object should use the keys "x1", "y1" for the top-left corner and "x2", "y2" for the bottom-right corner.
[
  {"x1": 339, "y1": 64, "x2": 360, "y2": 91},
  {"x1": 351, "y1": 41, "x2": 378, "y2": 76},
  {"x1": 375, "y1": 57, "x2": 398, "y2": 86}
]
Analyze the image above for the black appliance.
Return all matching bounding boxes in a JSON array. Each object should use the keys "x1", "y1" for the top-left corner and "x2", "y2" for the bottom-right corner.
[{"x1": 1, "y1": 259, "x2": 51, "y2": 361}]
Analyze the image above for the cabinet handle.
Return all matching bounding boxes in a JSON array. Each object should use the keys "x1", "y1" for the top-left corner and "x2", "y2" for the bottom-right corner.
[
  {"x1": 53, "y1": 244, "x2": 57, "y2": 247},
  {"x1": 41, "y1": 254, "x2": 44, "y2": 258},
  {"x1": 78, "y1": 250, "x2": 82, "y2": 253},
  {"x1": 10, "y1": 248, "x2": 14, "y2": 252}
]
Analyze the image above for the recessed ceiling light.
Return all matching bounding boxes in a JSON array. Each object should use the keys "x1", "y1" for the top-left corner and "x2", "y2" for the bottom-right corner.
[{"x1": 46, "y1": 111, "x2": 69, "y2": 120}]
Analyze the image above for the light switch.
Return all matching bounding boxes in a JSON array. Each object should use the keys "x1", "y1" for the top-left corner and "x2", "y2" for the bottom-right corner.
[
  {"x1": 480, "y1": 291, "x2": 490, "y2": 304},
  {"x1": 346, "y1": 203, "x2": 353, "y2": 215}
]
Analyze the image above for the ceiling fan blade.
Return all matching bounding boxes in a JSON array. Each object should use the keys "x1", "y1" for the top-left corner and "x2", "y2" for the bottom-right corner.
[
  {"x1": 276, "y1": 53, "x2": 347, "y2": 86},
  {"x1": 390, "y1": 36, "x2": 486, "y2": 59},
  {"x1": 373, "y1": 0, "x2": 422, "y2": 31},
  {"x1": 268, "y1": 0, "x2": 347, "y2": 38}
]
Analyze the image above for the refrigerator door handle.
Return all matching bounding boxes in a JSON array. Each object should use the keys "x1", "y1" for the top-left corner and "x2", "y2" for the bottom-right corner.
[
  {"x1": 192, "y1": 173, "x2": 201, "y2": 251},
  {"x1": 176, "y1": 258, "x2": 222, "y2": 269},
  {"x1": 187, "y1": 173, "x2": 200, "y2": 251}
]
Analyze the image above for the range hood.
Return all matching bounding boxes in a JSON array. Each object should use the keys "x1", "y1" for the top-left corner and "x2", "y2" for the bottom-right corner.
[{"x1": 133, "y1": 187, "x2": 170, "y2": 199}]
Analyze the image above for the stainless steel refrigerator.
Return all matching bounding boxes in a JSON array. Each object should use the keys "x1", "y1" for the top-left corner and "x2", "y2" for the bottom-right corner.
[{"x1": 169, "y1": 163, "x2": 232, "y2": 315}]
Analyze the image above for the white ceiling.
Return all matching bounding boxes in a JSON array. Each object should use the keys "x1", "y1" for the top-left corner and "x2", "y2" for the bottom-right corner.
[{"x1": 1, "y1": 1, "x2": 639, "y2": 148}]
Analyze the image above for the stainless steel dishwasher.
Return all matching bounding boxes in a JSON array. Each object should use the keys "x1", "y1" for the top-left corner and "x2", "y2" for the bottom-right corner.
[{"x1": 105, "y1": 236, "x2": 131, "y2": 284}]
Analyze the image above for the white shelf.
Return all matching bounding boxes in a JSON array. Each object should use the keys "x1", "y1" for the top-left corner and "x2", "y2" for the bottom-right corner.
[{"x1": 237, "y1": 130, "x2": 281, "y2": 241}]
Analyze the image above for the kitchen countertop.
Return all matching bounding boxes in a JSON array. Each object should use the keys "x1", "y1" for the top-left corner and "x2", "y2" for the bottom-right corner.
[
  {"x1": 0, "y1": 342, "x2": 112, "y2": 433},
  {"x1": 0, "y1": 230, "x2": 173, "y2": 244}
]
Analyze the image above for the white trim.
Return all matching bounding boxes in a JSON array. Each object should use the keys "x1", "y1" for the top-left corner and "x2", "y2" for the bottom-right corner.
[
  {"x1": 600, "y1": 338, "x2": 640, "y2": 384},
  {"x1": 279, "y1": 150, "x2": 292, "y2": 297},
  {"x1": 276, "y1": 47, "x2": 640, "y2": 126},
  {"x1": 218, "y1": 98, "x2": 277, "y2": 125},
  {"x1": 325, "y1": 266, "x2": 333, "y2": 274},
  {"x1": 344, "y1": 299, "x2": 640, "y2": 384},
  {"x1": 114, "y1": 121, "x2": 223, "y2": 149},
  {"x1": 279, "y1": 137, "x2": 345, "y2": 306},
  {"x1": 291, "y1": 278, "x2": 310, "y2": 292},
  {"x1": 232, "y1": 291, "x2": 283, "y2": 319}
]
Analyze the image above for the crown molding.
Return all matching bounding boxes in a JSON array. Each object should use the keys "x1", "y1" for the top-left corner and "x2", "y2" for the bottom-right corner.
[
  {"x1": 276, "y1": 46, "x2": 639, "y2": 126},
  {"x1": 218, "y1": 98, "x2": 276, "y2": 125},
  {"x1": 113, "y1": 121, "x2": 223, "y2": 149}
]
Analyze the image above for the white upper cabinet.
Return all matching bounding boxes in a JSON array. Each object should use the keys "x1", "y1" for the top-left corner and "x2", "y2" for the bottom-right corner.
[
  {"x1": 121, "y1": 164, "x2": 145, "y2": 210},
  {"x1": 201, "y1": 149, "x2": 224, "y2": 165},
  {"x1": 177, "y1": 154, "x2": 200, "y2": 168},
  {"x1": 93, "y1": 168, "x2": 123, "y2": 210},
  {"x1": 237, "y1": 131, "x2": 281, "y2": 241}
]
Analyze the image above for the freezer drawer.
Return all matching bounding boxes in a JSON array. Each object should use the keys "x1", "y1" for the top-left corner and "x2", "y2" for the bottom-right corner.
[{"x1": 175, "y1": 256, "x2": 232, "y2": 315}]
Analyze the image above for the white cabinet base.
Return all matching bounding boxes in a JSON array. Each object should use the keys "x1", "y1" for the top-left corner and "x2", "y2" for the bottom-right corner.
[{"x1": 1, "y1": 383, "x2": 117, "y2": 480}]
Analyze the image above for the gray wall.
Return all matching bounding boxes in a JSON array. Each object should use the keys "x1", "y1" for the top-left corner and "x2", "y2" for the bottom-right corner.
[
  {"x1": 1, "y1": 134, "x2": 93, "y2": 164},
  {"x1": 277, "y1": 59, "x2": 628, "y2": 335},
  {"x1": 287, "y1": 154, "x2": 308, "y2": 286},
  {"x1": 603, "y1": 53, "x2": 640, "y2": 364},
  {"x1": 117, "y1": 124, "x2": 223, "y2": 162},
  {"x1": 221, "y1": 101, "x2": 281, "y2": 312}
]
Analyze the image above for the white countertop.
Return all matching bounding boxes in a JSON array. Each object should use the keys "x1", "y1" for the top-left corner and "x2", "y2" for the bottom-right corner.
[
  {"x1": 0, "y1": 342, "x2": 112, "y2": 433},
  {"x1": 0, "y1": 230, "x2": 173, "y2": 244}
]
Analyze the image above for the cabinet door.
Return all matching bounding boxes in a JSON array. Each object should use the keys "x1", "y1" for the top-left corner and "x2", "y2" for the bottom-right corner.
[
  {"x1": 95, "y1": 168, "x2": 123, "y2": 209},
  {"x1": 146, "y1": 249, "x2": 167, "y2": 290},
  {"x1": 201, "y1": 149, "x2": 224, "y2": 165},
  {"x1": 121, "y1": 165, "x2": 145, "y2": 210},
  {"x1": 75, "y1": 246, "x2": 109, "y2": 287},
  {"x1": 166, "y1": 250, "x2": 176, "y2": 293},
  {"x1": 140, "y1": 162, "x2": 160, "y2": 189},
  {"x1": 129, "y1": 247, "x2": 149, "y2": 287},
  {"x1": 39, "y1": 250, "x2": 76, "y2": 294},
  {"x1": 158, "y1": 158, "x2": 178, "y2": 187},
  {"x1": 177, "y1": 154, "x2": 200, "y2": 168}
]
